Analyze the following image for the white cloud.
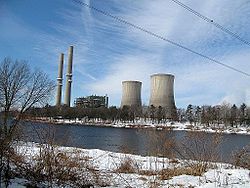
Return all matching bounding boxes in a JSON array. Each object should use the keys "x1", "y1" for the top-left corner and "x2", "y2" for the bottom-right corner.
[
  {"x1": 85, "y1": 0, "x2": 250, "y2": 107},
  {"x1": 116, "y1": 0, "x2": 244, "y2": 47},
  {"x1": 2, "y1": 0, "x2": 250, "y2": 107},
  {"x1": 88, "y1": 54, "x2": 163, "y2": 105},
  {"x1": 174, "y1": 49, "x2": 250, "y2": 106}
]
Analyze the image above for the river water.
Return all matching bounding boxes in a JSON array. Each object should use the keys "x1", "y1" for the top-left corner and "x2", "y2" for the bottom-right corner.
[{"x1": 20, "y1": 122, "x2": 250, "y2": 163}]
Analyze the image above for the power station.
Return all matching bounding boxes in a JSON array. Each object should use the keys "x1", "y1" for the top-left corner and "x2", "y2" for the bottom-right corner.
[
  {"x1": 149, "y1": 74, "x2": 175, "y2": 108},
  {"x1": 120, "y1": 81, "x2": 142, "y2": 108},
  {"x1": 55, "y1": 46, "x2": 74, "y2": 107},
  {"x1": 75, "y1": 95, "x2": 108, "y2": 108},
  {"x1": 149, "y1": 73, "x2": 176, "y2": 118},
  {"x1": 64, "y1": 46, "x2": 74, "y2": 107},
  {"x1": 119, "y1": 74, "x2": 176, "y2": 117},
  {"x1": 54, "y1": 47, "x2": 177, "y2": 118},
  {"x1": 56, "y1": 53, "x2": 64, "y2": 106}
]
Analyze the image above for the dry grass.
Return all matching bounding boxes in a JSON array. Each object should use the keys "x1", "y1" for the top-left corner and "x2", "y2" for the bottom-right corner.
[
  {"x1": 138, "y1": 170, "x2": 158, "y2": 176},
  {"x1": 114, "y1": 157, "x2": 140, "y2": 174},
  {"x1": 169, "y1": 158, "x2": 180, "y2": 164},
  {"x1": 11, "y1": 144, "x2": 110, "y2": 187},
  {"x1": 159, "y1": 165, "x2": 208, "y2": 180},
  {"x1": 232, "y1": 145, "x2": 250, "y2": 169}
]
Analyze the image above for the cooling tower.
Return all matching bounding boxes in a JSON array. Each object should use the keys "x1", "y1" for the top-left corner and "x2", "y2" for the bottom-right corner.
[
  {"x1": 149, "y1": 74, "x2": 176, "y2": 116},
  {"x1": 121, "y1": 81, "x2": 142, "y2": 108},
  {"x1": 56, "y1": 53, "x2": 64, "y2": 106},
  {"x1": 64, "y1": 46, "x2": 73, "y2": 107}
]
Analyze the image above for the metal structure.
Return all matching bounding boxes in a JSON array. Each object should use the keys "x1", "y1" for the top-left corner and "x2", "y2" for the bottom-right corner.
[
  {"x1": 74, "y1": 95, "x2": 108, "y2": 108},
  {"x1": 64, "y1": 46, "x2": 74, "y2": 107},
  {"x1": 56, "y1": 53, "x2": 64, "y2": 106},
  {"x1": 149, "y1": 74, "x2": 176, "y2": 117},
  {"x1": 121, "y1": 81, "x2": 142, "y2": 108}
]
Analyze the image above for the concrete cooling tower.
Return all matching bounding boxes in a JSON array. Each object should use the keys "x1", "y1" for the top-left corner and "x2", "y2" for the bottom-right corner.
[
  {"x1": 149, "y1": 74, "x2": 176, "y2": 116},
  {"x1": 121, "y1": 81, "x2": 142, "y2": 108}
]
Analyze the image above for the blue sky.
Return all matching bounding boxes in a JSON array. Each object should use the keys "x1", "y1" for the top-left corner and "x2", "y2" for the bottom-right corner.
[{"x1": 1, "y1": 0, "x2": 250, "y2": 108}]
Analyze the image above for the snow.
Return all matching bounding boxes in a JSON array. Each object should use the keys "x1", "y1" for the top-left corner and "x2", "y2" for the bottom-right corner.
[
  {"x1": 10, "y1": 142, "x2": 250, "y2": 188},
  {"x1": 34, "y1": 117, "x2": 250, "y2": 135},
  {"x1": 163, "y1": 169, "x2": 250, "y2": 188}
]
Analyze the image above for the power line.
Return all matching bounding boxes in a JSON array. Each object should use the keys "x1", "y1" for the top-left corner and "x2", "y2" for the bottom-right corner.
[
  {"x1": 71, "y1": 0, "x2": 250, "y2": 77},
  {"x1": 171, "y1": 0, "x2": 250, "y2": 47}
]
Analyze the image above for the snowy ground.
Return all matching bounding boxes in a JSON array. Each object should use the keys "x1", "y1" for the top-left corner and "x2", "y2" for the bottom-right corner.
[
  {"x1": 35, "y1": 118, "x2": 250, "y2": 135},
  {"x1": 9, "y1": 142, "x2": 250, "y2": 188}
]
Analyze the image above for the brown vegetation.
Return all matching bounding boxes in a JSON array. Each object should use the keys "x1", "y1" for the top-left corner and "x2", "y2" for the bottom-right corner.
[
  {"x1": 232, "y1": 145, "x2": 250, "y2": 169},
  {"x1": 159, "y1": 165, "x2": 206, "y2": 180},
  {"x1": 11, "y1": 144, "x2": 109, "y2": 188},
  {"x1": 173, "y1": 132, "x2": 222, "y2": 174},
  {"x1": 114, "y1": 156, "x2": 140, "y2": 174},
  {"x1": 0, "y1": 57, "x2": 55, "y2": 187}
]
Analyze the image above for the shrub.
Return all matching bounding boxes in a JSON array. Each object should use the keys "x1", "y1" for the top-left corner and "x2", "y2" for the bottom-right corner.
[
  {"x1": 232, "y1": 145, "x2": 250, "y2": 169},
  {"x1": 115, "y1": 156, "x2": 139, "y2": 174},
  {"x1": 11, "y1": 143, "x2": 110, "y2": 187}
]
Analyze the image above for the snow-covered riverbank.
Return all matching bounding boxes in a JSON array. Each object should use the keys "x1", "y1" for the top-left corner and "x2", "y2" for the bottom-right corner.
[
  {"x1": 28, "y1": 118, "x2": 250, "y2": 135},
  {"x1": 10, "y1": 142, "x2": 250, "y2": 188}
]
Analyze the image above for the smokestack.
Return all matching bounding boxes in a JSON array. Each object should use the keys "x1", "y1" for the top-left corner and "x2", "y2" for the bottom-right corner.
[
  {"x1": 121, "y1": 81, "x2": 142, "y2": 108},
  {"x1": 56, "y1": 53, "x2": 64, "y2": 106},
  {"x1": 149, "y1": 73, "x2": 176, "y2": 118},
  {"x1": 64, "y1": 46, "x2": 73, "y2": 107}
]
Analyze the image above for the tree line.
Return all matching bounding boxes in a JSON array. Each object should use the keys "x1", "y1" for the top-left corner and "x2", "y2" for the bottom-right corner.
[
  {"x1": 182, "y1": 103, "x2": 250, "y2": 127},
  {"x1": 25, "y1": 102, "x2": 250, "y2": 127}
]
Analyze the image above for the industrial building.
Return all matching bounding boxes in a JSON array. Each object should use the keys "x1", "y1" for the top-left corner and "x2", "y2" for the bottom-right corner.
[
  {"x1": 55, "y1": 48, "x2": 177, "y2": 120},
  {"x1": 64, "y1": 46, "x2": 74, "y2": 107},
  {"x1": 120, "y1": 81, "x2": 142, "y2": 108},
  {"x1": 74, "y1": 95, "x2": 108, "y2": 108},
  {"x1": 149, "y1": 73, "x2": 176, "y2": 118},
  {"x1": 56, "y1": 53, "x2": 64, "y2": 106},
  {"x1": 56, "y1": 46, "x2": 74, "y2": 107}
]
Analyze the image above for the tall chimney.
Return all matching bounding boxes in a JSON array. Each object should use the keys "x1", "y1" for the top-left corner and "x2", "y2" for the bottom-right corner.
[
  {"x1": 56, "y1": 53, "x2": 64, "y2": 106},
  {"x1": 64, "y1": 46, "x2": 73, "y2": 107}
]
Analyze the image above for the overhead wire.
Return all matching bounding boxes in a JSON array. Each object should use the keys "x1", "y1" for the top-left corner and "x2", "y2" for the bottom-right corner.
[
  {"x1": 70, "y1": 0, "x2": 250, "y2": 77},
  {"x1": 171, "y1": 0, "x2": 250, "y2": 47}
]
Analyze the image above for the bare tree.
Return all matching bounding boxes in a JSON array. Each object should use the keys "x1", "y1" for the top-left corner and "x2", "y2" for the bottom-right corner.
[{"x1": 0, "y1": 57, "x2": 55, "y2": 187}]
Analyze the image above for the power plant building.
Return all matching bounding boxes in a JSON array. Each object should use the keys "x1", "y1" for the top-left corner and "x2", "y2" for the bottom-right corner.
[
  {"x1": 64, "y1": 46, "x2": 74, "y2": 107},
  {"x1": 56, "y1": 53, "x2": 64, "y2": 106},
  {"x1": 121, "y1": 81, "x2": 142, "y2": 108},
  {"x1": 74, "y1": 95, "x2": 108, "y2": 108},
  {"x1": 55, "y1": 46, "x2": 74, "y2": 107},
  {"x1": 149, "y1": 73, "x2": 176, "y2": 118}
]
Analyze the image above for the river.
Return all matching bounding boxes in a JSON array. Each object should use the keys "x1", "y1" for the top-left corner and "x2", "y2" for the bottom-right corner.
[{"x1": 19, "y1": 122, "x2": 250, "y2": 163}]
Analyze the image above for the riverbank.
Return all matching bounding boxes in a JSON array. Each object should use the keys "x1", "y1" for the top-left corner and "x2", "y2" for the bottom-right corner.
[
  {"x1": 26, "y1": 117, "x2": 250, "y2": 135},
  {"x1": 10, "y1": 142, "x2": 250, "y2": 187}
]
